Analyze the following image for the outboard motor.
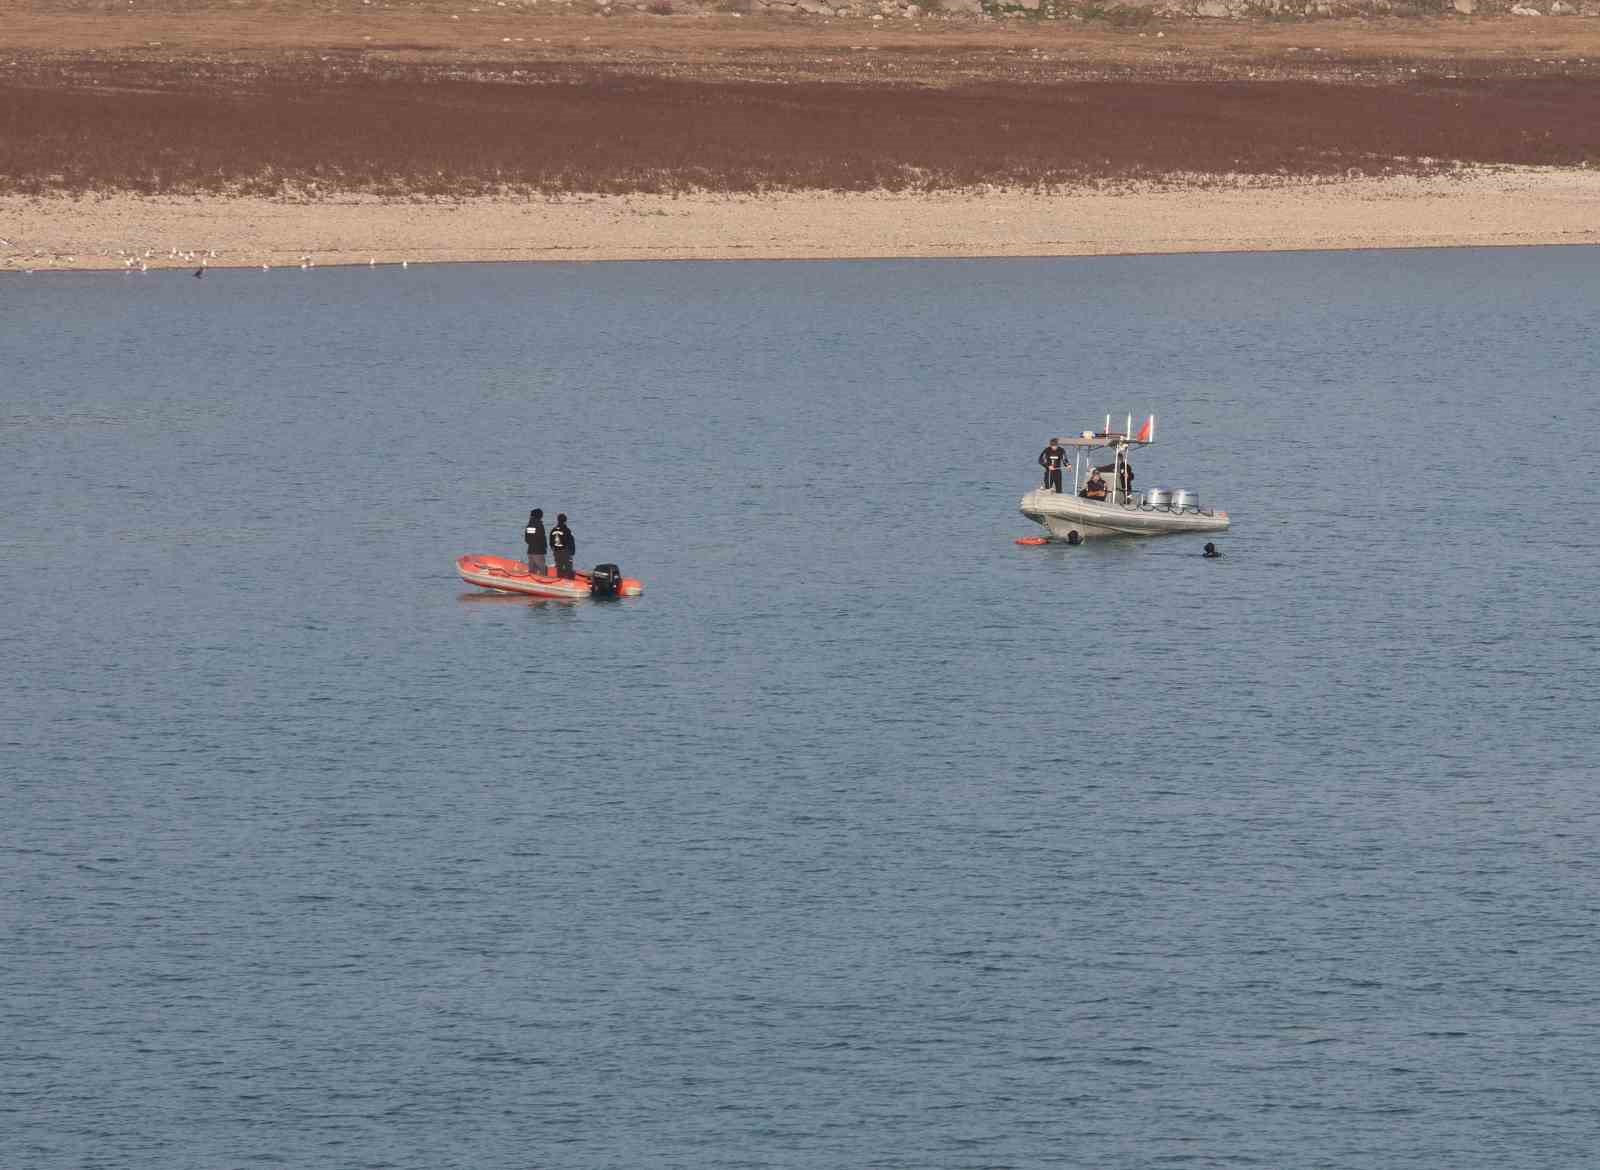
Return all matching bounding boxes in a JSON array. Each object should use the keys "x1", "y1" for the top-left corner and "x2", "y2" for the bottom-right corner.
[{"x1": 589, "y1": 563, "x2": 623, "y2": 598}]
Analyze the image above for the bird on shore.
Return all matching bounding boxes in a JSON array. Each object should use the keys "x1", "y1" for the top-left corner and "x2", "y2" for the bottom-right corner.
[{"x1": 194, "y1": 267, "x2": 204, "y2": 278}]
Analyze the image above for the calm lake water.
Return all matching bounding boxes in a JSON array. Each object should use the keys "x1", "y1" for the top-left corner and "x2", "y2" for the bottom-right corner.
[{"x1": 4, "y1": 248, "x2": 1598, "y2": 1169}]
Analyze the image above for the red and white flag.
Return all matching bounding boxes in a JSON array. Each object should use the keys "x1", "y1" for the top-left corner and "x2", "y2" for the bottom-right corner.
[{"x1": 1135, "y1": 414, "x2": 1155, "y2": 443}]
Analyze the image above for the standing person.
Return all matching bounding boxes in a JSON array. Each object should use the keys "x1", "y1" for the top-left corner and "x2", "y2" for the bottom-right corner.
[
  {"x1": 1038, "y1": 438, "x2": 1069, "y2": 493},
  {"x1": 550, "y1": 513, "x2": 576, "y2": 580},
  {"x1": 523, "y1": 509, "x2": 548, "y2": 576}
]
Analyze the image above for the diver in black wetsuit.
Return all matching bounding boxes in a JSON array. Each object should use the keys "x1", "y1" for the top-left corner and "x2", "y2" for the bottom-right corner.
[
  {"x1": 550, "y1": 514, "x2": 576, "y2": 580},
  {"x1": 1038, "y1": 438, "x2": 1068, "y2": 493},
  {"x1": 1203, "y1": 542, "x2": 1221, "y2": 558},
  {"x1": 524, "y1": 509, "x2": 548, "y2": 576}
]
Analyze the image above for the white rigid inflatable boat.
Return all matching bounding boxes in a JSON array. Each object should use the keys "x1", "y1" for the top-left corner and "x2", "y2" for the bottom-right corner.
[{"x1": 1019, "y1": 414, "x2": 1230, "y2": 541}]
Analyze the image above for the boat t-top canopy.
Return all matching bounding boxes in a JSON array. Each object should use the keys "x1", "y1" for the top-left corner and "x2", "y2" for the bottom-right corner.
[
  {"x1": 1044, "y1": 414, "x2": 1156, "y2": 503},
  {"x1": 1057, "y1": 434, "x2": 1140, "y2": 448},
  {"x1": 1053, "y1": 414, "x2": 1156, "y2": 448}
]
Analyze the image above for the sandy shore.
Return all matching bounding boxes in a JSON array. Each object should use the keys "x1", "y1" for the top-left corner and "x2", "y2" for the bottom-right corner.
[{"x1": 4, "y1": 169, "x2": 1599, "y2": 272}]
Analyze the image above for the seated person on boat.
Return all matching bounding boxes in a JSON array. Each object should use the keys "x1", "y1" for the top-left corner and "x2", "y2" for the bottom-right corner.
[{"x1": 1081, "y1": 470, "x2": 1108, "y2": 500}]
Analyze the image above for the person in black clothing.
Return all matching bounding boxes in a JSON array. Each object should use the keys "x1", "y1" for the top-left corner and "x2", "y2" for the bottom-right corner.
[
  {"x1": 1117, "y1": 459, "x2": 1135, "y2": 494},
  {"x1": 549, "y1": 514, "x2": 576, "y2": 580},
  {"x1": 524, "y1": 508, "x2": 548, "y2": 576},
  {"x1": 1203, "y1": 542, "x2": 1221, "y2": 558},
  {"x1": 1038, "y1": 438, "x2": 1068, "y2": 493}
]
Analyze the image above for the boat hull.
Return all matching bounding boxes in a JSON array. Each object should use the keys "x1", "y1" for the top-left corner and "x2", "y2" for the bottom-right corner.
[
  {"x1": 1019, "y1": 489, "x2": 1230, "y2": 540},
  {"x1": 457, "y1": 554, "x2": 643, "y2": 599}
]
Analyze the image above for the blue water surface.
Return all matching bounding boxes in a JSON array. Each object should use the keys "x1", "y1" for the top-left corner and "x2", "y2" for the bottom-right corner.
[{"x1": 3, "y1": 247, "x2": 1598, "y2": 1169}]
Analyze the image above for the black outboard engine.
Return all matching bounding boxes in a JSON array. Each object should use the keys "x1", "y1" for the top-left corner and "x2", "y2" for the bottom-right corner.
[{"x1": 589, "y1": 563, "x2": 623, "y2": 598}]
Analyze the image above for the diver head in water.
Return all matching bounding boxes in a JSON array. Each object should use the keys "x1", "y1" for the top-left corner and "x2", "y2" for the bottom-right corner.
[{"x1": 1203, "y1": 542, "x2": 1220, "y2": 558}]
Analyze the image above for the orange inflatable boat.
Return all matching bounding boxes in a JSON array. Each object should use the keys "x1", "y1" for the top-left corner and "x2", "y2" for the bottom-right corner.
[{"x1": 456, "y1": 554, "x2": 644, "y2": 600}]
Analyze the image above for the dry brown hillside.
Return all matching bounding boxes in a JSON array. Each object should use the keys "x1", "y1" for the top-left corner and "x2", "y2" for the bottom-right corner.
[{"x1": 4, "y1": 2, "x2": 1600, "y2": 195}]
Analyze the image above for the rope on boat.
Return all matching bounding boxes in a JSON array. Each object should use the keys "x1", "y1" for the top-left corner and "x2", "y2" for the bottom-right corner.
[{"x1": 1119, "y1": 502, "x2": 1218, "y2": 517}]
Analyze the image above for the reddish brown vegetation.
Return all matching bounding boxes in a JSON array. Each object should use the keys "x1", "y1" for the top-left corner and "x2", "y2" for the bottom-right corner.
[
  {"x1": 8, "y1": 4, "x2": 1600, "y2": 200},
  {"x1": 5, "y1": 60, "x2": 1600, "y2": 196}
]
